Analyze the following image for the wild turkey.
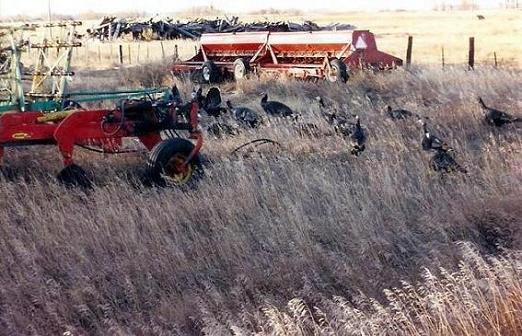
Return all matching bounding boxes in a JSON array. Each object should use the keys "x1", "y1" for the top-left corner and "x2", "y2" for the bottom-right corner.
[
  {"x1": 478, "y1": 97, "x2": 521, "y2": 127},
  {"x1": 260, "y1": 93, "x2": 294, "y2": 118},
  {"x1": 430, "y1": 146, "x2": 467, "y2": 174},
  {"x1": 419, "y1": 118, "x2": 450, "y2": 151},
  {"x1": 325, "y1": 113, "x2": 353, "y2": 137},
  {"x1": 349, "y1": 115, "x2": 366, "y2": 156},
  {"x1": 226, "y1": 100, "x2": 261, "y2": 128},
  {"x1": 328, "y1": 114, "x2": 367, "y2": 155},
  {"x1": 196, "y1": 87, "x2": 227, "y2": 118},
  {"x1": 385, "y1": 105, "x2": 417, "y2": 120}
]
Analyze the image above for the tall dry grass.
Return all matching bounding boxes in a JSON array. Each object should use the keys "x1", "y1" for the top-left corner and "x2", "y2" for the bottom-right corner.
[{"x1": 0, "y1": 65, "x2": 521, "y2": 335}]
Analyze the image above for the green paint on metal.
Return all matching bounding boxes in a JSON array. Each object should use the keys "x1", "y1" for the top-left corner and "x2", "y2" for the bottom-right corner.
[{"x1": 0, "y1": 87, "x2": 169, "y2": 114}]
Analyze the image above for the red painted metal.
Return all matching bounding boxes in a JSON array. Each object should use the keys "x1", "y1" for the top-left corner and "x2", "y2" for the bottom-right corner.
[
  {"x1": 0, "y1": 100, "x2": 202, "y2": 169},
  {"x1": 173, "y1": 29, "x2": 402, "y2": 81}
]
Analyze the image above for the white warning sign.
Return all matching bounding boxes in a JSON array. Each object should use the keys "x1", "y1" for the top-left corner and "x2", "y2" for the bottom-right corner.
[{"x1": 355, "y1": 36, "x2": 368, "y2": 49}]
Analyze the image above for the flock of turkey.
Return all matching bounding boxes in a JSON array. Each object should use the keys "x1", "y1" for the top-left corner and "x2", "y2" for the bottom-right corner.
[{"x1": 179, "y1": 85, "x2": 520, "y2": 175}]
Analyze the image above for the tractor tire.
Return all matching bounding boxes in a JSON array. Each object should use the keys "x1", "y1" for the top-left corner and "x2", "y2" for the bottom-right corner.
[
  {"x1": 326, "y1": 59, "x2": 348, "y2": 83},
  {"x1": 201, "y1": 61, "x2": 220, "y2": 83},
  {"x1": 233, "y1": 58, "x2": 250, "y2": 81},
  {"x1": 57, "y1": 164, "x2": 93, "y2": 189},
  {"x1": 146, "y1": 138, "x2": 203, "y2": 187}
]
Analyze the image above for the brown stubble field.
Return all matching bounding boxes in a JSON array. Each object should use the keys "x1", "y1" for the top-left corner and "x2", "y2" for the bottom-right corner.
[{"x1": 1, "y1": 9, "x2": 522, "y2": 336}]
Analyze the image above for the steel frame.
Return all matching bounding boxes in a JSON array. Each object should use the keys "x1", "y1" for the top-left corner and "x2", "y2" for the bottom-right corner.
[
  {"x1": 173, "y1": 30, "x2": 403, "y2": 81},
  {"x1": 0, "y1": 21, "x2": 204, "y2": 174}
]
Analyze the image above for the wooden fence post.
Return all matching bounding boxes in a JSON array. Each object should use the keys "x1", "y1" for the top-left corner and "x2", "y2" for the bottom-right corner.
[
  {"x1": 118, "y1": 44, "x2": 123, "y2": 64},
  {"x1": 468, "y1": 37, "x2": 475, "y2": 70},
  {"x1": 493, "y1": 51, "x2": 498, "y2": 68},
  {"x1": 406, "y1": 36, "x2": 413, "y2": 68},
  {"x1": 160, "y1": 41, "x2": 165, "y2": 59},
  {"x1": 174, "y1": 44, "x2": 179, "y2": 60},
  {"x1": 441, "y1": 47, "x2": 445, "y2": 69}
]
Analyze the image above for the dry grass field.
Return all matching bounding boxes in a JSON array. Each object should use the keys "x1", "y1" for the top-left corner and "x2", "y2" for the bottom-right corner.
[
  {"x1": 1, "y1": 64, "x2": 522, "y2": 334},
  {"x1": 0, "y1": 8, "x2": 521, "y2": 336}
]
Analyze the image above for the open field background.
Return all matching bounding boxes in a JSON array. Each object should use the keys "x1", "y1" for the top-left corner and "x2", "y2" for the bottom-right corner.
[
  {"x1": 13, "y1": 9, "x2": 522, "y2": 69},
  {"x1": 0, "y1": 8, "x2": 521, "y2": 336}
]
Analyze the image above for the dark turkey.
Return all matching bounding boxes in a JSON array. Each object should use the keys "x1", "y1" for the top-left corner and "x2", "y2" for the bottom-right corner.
[
  {"x1": 349, "y1": 115, "x2": 366, "y2": 156},
  {"x1": 385, "y1": 105, "x2": 417, "y2": 120},
  {"x1": 226, "y1": 100, "x2": 261, "y2": 128},
  {"x1": 478, "y1": 97, "x2": 521, "y2": 127},
  {"x1": 430, "y1": 147, "x2": 467, "y2": 174},
  {"x1": 260, "y1": 93, "x2": 294, "y2": 118},
  {"x1": 196, "y1": 87, "x2": 227, "y2": 118},
  {"x1": 419, "y1": 118, "x2": 450, "y2": 151}
]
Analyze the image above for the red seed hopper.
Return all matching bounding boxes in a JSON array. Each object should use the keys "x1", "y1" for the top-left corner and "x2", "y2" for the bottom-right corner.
[{"x1": 173, "y1": 30, "x2": 402, "y2": 83}]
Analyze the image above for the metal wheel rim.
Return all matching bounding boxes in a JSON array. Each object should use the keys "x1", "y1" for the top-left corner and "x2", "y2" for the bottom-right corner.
[
  {"x1": 163, "y1": 154, "x2": 194, "y2": 184},
  {"x1": 202, "y1": 67, "x2": 211, "y2": 81},
  {"x1": 327, "y1": 65, "x2": 339, "y2": 82},
  {"x1": 234, "y1": 63, "x2": 246, "y2": 80}
]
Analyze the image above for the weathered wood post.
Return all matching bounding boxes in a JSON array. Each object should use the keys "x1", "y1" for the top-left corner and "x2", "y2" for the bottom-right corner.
[
  {"x1": 406, "y1": 36, "x2": 413, "y2": 68},
  {"x1": 118, "y1": 44, "x2": 123, "y2": 64},
  {"x1": 493, "y1": 51, "x2": 498, "y2": 68},
  {"x1": 468, "y1": 37, "x2": 475, "y2": 70},
  {"x1": 160, "y1": 41, "x2": 165, "y2": 59},
  {"x1": 174, "y1": 44, "x2": 179, "y2": 60},
  {"x1": 441, "y1": 47, "x2": 446, "y2": 69}
]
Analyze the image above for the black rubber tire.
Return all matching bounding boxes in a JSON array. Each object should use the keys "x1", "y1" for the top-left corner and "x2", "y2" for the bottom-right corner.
[
  {"x1": 327, "y1": 59, "x2": 348, "y2": 83},
  {"x1": 57, "y1": 164, "x2": 93, "y2": 189},
  {"x1": 201, "y1": 61, "x2": 220, "y2": 83},
  {"x1": 146, "y1": 138, "x2": 203, "y2": 187},
  {"x1": 233, "y1": 58, "x2": 250, "y2": 81}
]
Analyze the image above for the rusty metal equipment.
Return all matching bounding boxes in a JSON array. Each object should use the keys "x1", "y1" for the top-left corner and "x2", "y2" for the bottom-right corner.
[
  {"x1": 0, "y1": 23, "x2": 205, "y2": 187},
  {"x1": 173, "y1": 30, "x2": 402, "y2": 83}
]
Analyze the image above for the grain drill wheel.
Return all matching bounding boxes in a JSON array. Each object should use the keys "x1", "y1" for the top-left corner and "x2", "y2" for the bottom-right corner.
[
  {"x1": 57, "y1": 164, "x2": 93, "y2": 189},
  {"x1": 146, "y1": 138, "x2": 203, "y2": 187},
  {"x1": 233, "y1": 58, "x2": 250, "y2": 81},
  {"x1": 201, "y1": 61, "x2": 220, "y2": 83},
  {"x1": 326, "y1": 59, "x2": 348, "y2": 83}
]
